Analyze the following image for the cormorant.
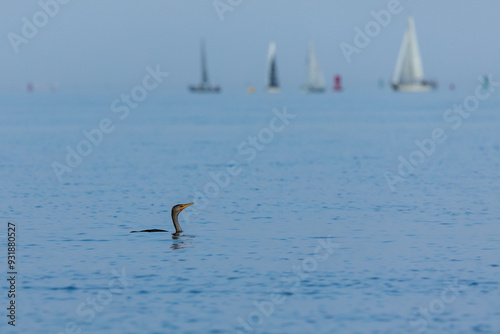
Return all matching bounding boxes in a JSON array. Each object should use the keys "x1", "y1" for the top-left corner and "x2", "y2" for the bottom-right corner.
[{"x1": 130, "y1": 202, "x2": 193, "y2": 234}]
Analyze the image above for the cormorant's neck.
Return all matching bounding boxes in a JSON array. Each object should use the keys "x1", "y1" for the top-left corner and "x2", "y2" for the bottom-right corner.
[{"x1": 171, "y1": 210, "x2": 182, "y2": 233}]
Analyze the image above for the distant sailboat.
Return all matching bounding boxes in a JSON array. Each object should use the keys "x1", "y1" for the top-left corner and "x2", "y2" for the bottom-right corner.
[
  {"x1": 303, "y1": 42, "x2": 326, "y2": 93},
  {"x1": 391, "y1": 16, "x2": 436, "y2": 92},
  {"x1": 266, "y1": 42, "x2": 280, "y2": 93},
  {"x1": 189, "y1": 39, "x2": 220, "y2": 93}
]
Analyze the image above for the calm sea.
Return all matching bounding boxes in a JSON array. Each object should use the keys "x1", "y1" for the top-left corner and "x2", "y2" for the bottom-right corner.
[{"x1": 1, "y1": 88, "x2": 499, "y2": 333}]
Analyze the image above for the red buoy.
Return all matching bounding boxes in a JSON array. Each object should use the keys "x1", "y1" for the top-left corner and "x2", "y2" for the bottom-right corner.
[{"x1": 333, "y1": 75, "x2": 342, "y2": 92}]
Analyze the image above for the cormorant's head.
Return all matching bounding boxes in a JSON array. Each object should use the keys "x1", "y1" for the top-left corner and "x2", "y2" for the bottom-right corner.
[{"x1": 172, "y1": 202, "x2": 194, "y2": 217}]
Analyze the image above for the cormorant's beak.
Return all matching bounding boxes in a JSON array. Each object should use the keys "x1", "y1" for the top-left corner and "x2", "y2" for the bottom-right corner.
[{"x1": 179, "y1": 202, "x2": 194, "y2": 211}]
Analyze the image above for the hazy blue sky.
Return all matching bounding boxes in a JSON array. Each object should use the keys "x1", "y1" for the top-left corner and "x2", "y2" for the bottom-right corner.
[{"x1": 1, "y1": 0, "x2": 499, "y2": 92}]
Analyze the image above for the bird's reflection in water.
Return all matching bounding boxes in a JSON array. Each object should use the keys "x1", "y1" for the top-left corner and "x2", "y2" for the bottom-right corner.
[{"x1": 171, "y1": 233, "x2": 195, "y2": 250}]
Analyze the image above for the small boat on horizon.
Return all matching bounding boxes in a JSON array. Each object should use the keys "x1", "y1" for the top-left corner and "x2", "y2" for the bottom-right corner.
[
  {"x1": 391, "y1": 16, "x2": 436, "y2": 92},
  {"x1": 189, "y1": 39, "x2": 221, "y2": 93},
  {"x1": 302, "y1": 42, "x2": 326, "y2": 93},
  {"x1": 266, "y1": 42, "x2": 280, "y2": 93}
]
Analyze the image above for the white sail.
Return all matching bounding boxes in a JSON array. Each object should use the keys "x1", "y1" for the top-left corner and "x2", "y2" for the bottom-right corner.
[
  {"x1": 266, "y1": 42, "x2": 279, "y2": 93},
  {"x1": 392, "y1": 16, "x2": 434, "y2": 91},
  {"x1": 305, "y1": 42, "x2": 326, "y2": 92}
]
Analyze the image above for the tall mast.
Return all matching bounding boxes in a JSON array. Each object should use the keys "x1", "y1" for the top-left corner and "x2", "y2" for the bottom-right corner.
[{"x1": 201, "y1": 38, "x2": 209, "y2": 85}]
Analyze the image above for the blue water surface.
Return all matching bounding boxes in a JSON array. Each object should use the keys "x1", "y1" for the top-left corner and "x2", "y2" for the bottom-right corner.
[{"x1": 1, "y1": 89, "x2": 499, "y2": 333}]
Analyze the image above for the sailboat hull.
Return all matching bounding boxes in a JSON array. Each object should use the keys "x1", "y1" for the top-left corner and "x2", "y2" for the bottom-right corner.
[
  {"x1": 303, "y1": 86, "x2": 325, "y2": 93},
  {"x1": 391, "y1": 81, "x2": 436, "y2": 92},
  {"x1": 189, "y1": 85, "x2": 221, "y2": 93},
  {"x1": 267, "y1": 87, "x2": 280, "y2": 94}
]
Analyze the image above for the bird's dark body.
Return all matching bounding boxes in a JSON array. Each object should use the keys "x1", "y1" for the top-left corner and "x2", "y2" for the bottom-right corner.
[{"x1": 130, "y1": 229, "x2": 168, "y2": 233}]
